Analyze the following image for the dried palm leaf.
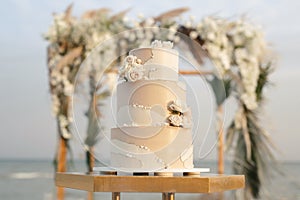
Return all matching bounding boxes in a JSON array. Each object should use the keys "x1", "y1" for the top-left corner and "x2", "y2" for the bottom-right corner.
[
  {"x1": 229, "y1": 64, "x2": 277, "y2": 199},
  {"x1": 177, "y1": 26, "x2": 205, "y2": 65},
  {"x1": 56, "y1": 46, "x2": 83, "y2": 70},
  {"x1": 241, "y1": 112, "x2": 252, "y2": 161},
  {"x1": 154, "y1": 7, "x2": 189, "y2": 22},
  {"x1": 111, "y1": 8, "x2": 131, "y2": 21},
  {"x1": 64, "y1": 3, "x2": 73, "y2": 22},
  {"x1": 81, "y1": 8, "x2": 111, "y2": 19}
]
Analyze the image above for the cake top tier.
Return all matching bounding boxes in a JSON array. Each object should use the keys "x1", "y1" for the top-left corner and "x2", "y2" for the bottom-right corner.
[{"x1": 119, "y1": 40, "x2": 179, "y2": 82}]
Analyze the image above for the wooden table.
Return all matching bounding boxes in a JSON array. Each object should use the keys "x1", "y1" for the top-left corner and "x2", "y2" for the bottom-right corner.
[{"x1": 55, "y1": 172, "x2": 245, "y2": 200}]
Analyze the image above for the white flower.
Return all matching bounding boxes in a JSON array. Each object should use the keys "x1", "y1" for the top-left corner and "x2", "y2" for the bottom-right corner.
[
  {"x1": 136, "y1": 29, "x2": 144, "y2": 39},
  {"x1": 189, "y1": 31, "x2": 198, "y2": 39},
  {"x1": 124, "y1": 55, "x2": 136, "y2": 65},
  {"x1": 128, "y1": 34, "x2": 136, "y2": 42},
  {"x1": 151, "y1": 26, "x2": 160, "y2": 34},
  {"x1": 52, "y1": 104, "x2": 59, "y2": 116},
  {"x1": 144, "y1": 30, "x2": 153, "y2": 41},
  {"x1": 167, "y1": 32, "x2": 175, "y2": 41},
  {"x1": 234, "y1": 48, "x2": 248, "y2": 63},
  {"x1": 51, "y1": 95, "x2": 60, "y2": 116},
  {"x1": 122, "y1": 31, "x2": 130, "y2": 39},
  {"x1": 125, "y1": 67, "x2": 144, "y2": 82},
  {"x1": 62, "y1": 67, "x2": 70, "y2": 75},
  {"x1": 169, "y1": 24, "x2": 178, "y2": 33},
  {"x1": 137, "y1": 13, "x2": 144, "y2": 19},
  {"x1": 151, "y1": 40, "x2": 162, "y2": 48},
  {"x1": 58, "y1": 114, "x2": 68, "y2": 128},
  {"x1": 174, "y1": 35, "x2": 180, "y2": 43},
  {"x1": 206, "y1": 32, "x2": 215, "y2": 41},
  {"x1": 168, "y1": 114, "x2": 183, "y2": 127},
  {"x1": 162, "y1": 41, "x2": 174, "y2": 49},
  {"x1": 219, "y1": 51, "x2": 231, "y2": 70},
  {"x1": 50, "y1": 71, "x2": 62, "y2": 86},
  {"x1": 145, "y1": 18, "x2": 154, "y2": 26},
  {"x1": 232, "y1": 34, "x2": 245, "y2": 47},
  {"x1": 61, "y1": 128, "x2": 72, "y2": 140},
  {"x1": 185, "y1": 21, "x2": 192, "y2": 28},
  {"x1": 168, "y1": 100, "x2": 185, "y2": 113},
  {"x1": 241, "y1": 93, "x2": 258, "y2": 110},
  {"x1": 120, "y1": 39, "x2": 127, "y2": 47},
  {"x1": 189, "y1": 15, "x2": 196, "y2": 21},
  {"x1": 63, "y1": 82, "x2": 74, "y2": 96}
]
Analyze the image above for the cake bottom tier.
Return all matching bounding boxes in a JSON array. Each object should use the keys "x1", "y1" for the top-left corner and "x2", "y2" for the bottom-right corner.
[{"x1": 110, "y1": 126, "x2": 194, "y2": 171}]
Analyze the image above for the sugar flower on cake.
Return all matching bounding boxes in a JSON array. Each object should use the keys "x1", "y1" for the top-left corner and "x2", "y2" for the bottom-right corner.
[
  {"x1": 124, "y1": 55, "x2": 136, "y2": 65},
  {"x1": 151, "y1": 40, "x2": 163, "y2": 48},
  {"x1": 120, "y1": 55, "x2": 146, "y2": 82},
  {"x1": 162, "y1": 41, "x2": 174, "y2": 49},
  {"x1": 167, "y1": 100, "x2": 192, "y2": 128},
  {"x1": 168, "y1": 114, "x2": 183, "y2": 127},
  {"x1": 151, "y1": 40, "x2": 174, "y2": 49},
  {"x1": 125, "y1": 66, "x2": 144, "y2": 82},
  {"x1": 168, "y1": 100, "x2": 186, "y2": 113},
  {"x1": 168, "y1": 99, "x2": 187, "y2": 114}
]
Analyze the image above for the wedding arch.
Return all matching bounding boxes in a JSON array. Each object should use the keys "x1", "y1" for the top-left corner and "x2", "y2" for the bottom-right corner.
[{"x1": 44, "y1": 5, "x2": 276, "y2": 199}]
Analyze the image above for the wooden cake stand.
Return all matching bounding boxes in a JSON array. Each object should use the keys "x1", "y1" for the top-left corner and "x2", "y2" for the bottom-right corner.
[{"x1": 55, "y1": 169, "x2": 245, "y2": 200}]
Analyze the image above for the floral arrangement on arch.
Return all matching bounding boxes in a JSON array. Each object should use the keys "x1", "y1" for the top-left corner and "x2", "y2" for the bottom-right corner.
[
  {"x1": 180, "y1": 17, "x2": 275, "y2": 199},
  {"x1": 44, "y1": 4, "x2": 276, "y2": 199}
]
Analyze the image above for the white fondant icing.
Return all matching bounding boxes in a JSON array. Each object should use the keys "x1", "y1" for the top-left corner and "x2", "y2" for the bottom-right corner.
[
  {"x1": 143, "y1": 65, "x2": 178, "y2": 81},
  {"x1": 117, "y1": 104, "x2": 168, "y2": 126},
  {"x1": 111, "y1": 139, "x2": 165, "y2": 170},
  {"x1": 180, "y1": 145, "x2": 193, "y2": 162},
  {"x1": 183, "y1": 153, "x2": 194, "y2": 169},
  {"x1": 111, "y1": 152, "x2": 143, "y2": 168},
  {"x1": 117, "y1": 80, "x2": 186, "y2": 119},
  {"x1": 130, "y1": 47, "x2": 178, "y2": 73}
]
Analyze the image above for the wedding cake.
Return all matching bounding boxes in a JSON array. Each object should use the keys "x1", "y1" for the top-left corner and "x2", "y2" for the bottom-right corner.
[{"x1": 110, "y1": 40, "x2": 194, "y2": 171}]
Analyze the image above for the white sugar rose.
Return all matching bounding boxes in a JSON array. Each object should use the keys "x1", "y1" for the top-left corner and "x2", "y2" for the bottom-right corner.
[
  {"x1": 126, "y1": 67, "x2": 144, "y2": 82},
  {"x1": 124, "y1": 55, "x2": 136, "y2": 65},
  {"x1": 162, "y1": 41, "x2": 174, "y2": 49},
  {"x1": 168, "y1": 100, "x2": 182, "y2": 113},
  {"x1": 168, "y1": 114, "x2": 183, "y2": 127},
  {"x1": 151, "y1": 40, "x2": 163, "y2": 48}
]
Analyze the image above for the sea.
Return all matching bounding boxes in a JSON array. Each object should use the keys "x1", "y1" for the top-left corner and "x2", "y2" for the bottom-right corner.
[{"x1": 0, "y1": 160, "x2": 299, "y2": 200}]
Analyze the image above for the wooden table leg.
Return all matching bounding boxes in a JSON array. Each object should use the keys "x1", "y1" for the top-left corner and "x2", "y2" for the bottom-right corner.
[
  {"x1": 162, "y1": 193, "x2": 175, "y2": 200},
  {"x1": 112, "y1": 192, "x2": 120, "y2": 200}
]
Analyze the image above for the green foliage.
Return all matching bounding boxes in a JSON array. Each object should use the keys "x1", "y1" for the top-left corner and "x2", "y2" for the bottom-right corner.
[
  {"x1": 208, "y1": 75, "x2": 232, "y2": 106},
  {"x1": 256, "y1": 63, "x2": 273, "y2": 102},
  {"x1": 225, "y1": 65, "x2": 276, "y2": 199}
]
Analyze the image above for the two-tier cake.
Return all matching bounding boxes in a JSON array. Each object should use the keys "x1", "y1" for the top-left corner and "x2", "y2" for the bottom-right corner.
[{"x1": 110, "y1": 40, "x2": 194, "y2": 171}]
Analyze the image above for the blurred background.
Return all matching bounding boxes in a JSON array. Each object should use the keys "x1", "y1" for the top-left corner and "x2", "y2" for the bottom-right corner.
[{"x1": 0, "y1": 0, "x2": 299, "y2": 199}]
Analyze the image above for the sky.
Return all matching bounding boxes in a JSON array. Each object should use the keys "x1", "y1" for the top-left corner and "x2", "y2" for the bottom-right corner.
[{"x1": 0, "y1": 0, "x2": 299, "y2": 161}]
